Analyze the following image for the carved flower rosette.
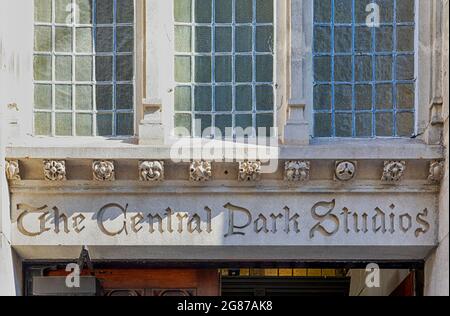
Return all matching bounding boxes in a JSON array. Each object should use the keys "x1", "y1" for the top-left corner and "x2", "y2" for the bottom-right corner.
[
  {"x1": 382, "y1": 161, "x2": 406, "y2": 183},
  {"x1": 239, "y1": 161, "x2": 262, "y2": 182},
  {"x1": 285, "y1": 161, "x2": 310, "y2": 182},
  {"x1": 139, "y1": 161, "x2": 164, "y2": 182},
  {"x1": 44, "y1": 160, "x2": 67, "y2": 181},
  {"x1": 5, "y1": 160, "x2": 21, "y2": 180},
  {"x1": 190, "y1": 160, "x2": 212, "y2": 182},
  {"x1": 93, "y1": 160, "x2": 115, "y2": 182}
]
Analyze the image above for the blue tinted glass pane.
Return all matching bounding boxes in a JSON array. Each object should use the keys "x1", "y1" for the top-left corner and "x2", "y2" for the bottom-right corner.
[{"x1": 313, "y1": 0, "x2": 415, "y2": 137}]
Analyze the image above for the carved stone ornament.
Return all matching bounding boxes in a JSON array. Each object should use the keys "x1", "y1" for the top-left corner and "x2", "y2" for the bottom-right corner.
[
  {"x1": 5, "y1": 160, "x2": 21, "y2": 180},
  {"x1": 139, "y1": 161, "x2": 164, "y2": 182},
  {"x1": 43, "y1": 160, "x2": 67, "y2": 181},
  {"x1": 285, "y1": 161, "x2": 310, "y2": 182},
  {"x1": 190, "y1": 160, "x2": 212, "y2": 182},
  {"x1": 382, "y1": 161, "x2": 406, "y2": 183},
  {"x1": 239, "y1": 160, "x2": 262, "y2": 182},
  {"x1": 428, "y1": 160, "x2": 444, "y2": 183},
  {"x1": 93, "y1": 160, "x2": 115, "y2": 181},
  {"x1": 335, "y1": 161, "x2": 356, "y2": 181}
]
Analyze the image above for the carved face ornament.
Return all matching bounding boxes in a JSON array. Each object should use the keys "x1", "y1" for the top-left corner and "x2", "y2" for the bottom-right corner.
[{"x1": 140, "y1": 161, "x2": 164, "y2": 181}]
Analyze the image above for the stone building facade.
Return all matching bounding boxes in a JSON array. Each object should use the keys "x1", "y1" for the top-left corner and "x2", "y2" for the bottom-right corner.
[{"x1": 0, "y1": 0, "x2": 448, "y2": 296}]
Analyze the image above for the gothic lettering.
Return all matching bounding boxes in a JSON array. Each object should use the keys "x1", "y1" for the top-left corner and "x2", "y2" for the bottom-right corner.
[
  {"x1": 224, "y1": 203, "x2": 252, "y2": 237},
  {"x1": 14, "y1": 200, "x2": 433, "y2": 240},
  {"x1": 310, "y1": 200, "x2": 339, "y2": 238},
  {"x1": 97, "y1": 203, "x2": 128, "y2": 236},
  {"x1": 415, "y1": 209, "x2": 430, "y2": 237}
]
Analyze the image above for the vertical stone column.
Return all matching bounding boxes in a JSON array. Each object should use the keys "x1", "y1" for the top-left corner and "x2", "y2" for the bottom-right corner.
[
  {"x1": 283, "y1": 0, "x2": 310, "y2": 145},
  {"x1": 424, "y1": 0, "x2": 446, "y2": 145},
  {"x1": 138, "y1": 0, "x2": 172, "y2": 145}
]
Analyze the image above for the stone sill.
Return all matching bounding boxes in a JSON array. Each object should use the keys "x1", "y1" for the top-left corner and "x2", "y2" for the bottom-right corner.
[{"x1": 5, "y1": 137, "x2": 444, "y2": 160}]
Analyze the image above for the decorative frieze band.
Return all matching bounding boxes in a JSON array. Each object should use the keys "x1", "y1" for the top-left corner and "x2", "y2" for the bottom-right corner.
[{"x1": 5, "y1": 159, "x2": 441, "y2": 185}]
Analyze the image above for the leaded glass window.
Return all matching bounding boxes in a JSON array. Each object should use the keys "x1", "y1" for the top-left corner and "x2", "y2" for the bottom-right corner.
[
  {"x1": 33, "y1": 0, "x2": 135, "y2": 136},
  {"x1": 174, "y1": 0, "x2": 274, "y2": 138},
  {"x1": 313, "y1": 0, "x2": 415, "y2": 138}
]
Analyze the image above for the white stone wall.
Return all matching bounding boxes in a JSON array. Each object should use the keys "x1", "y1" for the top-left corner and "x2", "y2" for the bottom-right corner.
[
  {"x1": 0, "y1": 0, "x2": 30, "y2": 296},
  {"x1": 424, "y1": 0, "x2": 449, "y2": 297}
]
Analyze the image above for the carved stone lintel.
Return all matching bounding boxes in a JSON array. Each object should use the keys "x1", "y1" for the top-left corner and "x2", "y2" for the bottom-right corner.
[
  {"x1": 44, "y1": 160, "x2": 67, "y2": 181},
  {"x1": 335, "y1": 161, "x2": 356, "y2": 182},
  {"x1": 190, "y1": 161, "x2": 212, "y2": 182},
  {"x1": 93, "y1": 160, "x2": 115, "y2": 182},
  {"x1": 428, "y1": 160, "x2": 444, "y2": 184},
  {"x1": 382, "y1": 161, "x2": 406, "y2": 183},
  {"x1": 285, "y1": 161, "x2": 310, "y2": 182},
  {"x1": 5, "y1": 160, "x2": 21, "y2": 180},
  {"x1": 139, "y1": 161, "x2": 164, "y2": 182},
  {"x1": 239, "y1": 161, "x2": 262, "y2": 182}
]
